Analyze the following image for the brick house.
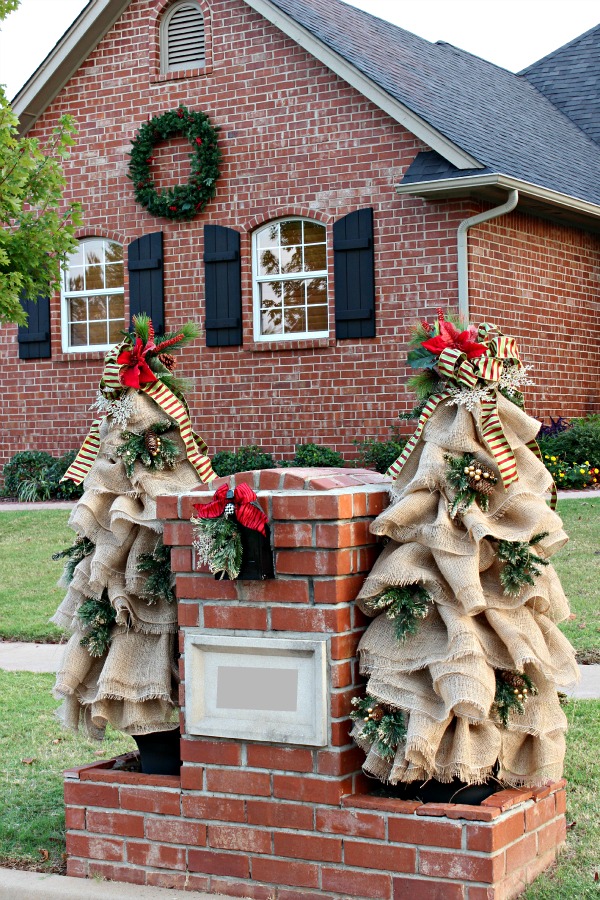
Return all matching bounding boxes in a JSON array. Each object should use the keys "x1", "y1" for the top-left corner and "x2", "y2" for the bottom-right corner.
[{"x1": 4, "y1": 0, "x2": 600, "y2": 468}]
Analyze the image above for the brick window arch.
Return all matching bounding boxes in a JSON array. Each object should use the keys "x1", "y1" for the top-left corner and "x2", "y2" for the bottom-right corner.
[
  {"x1": 252, "y1": 218, "x2": 329, "y2": 341},
  {"x1": 61, "y1": 238, "x2": 124, "y2": 352},
  {"x1": 160, "y1": 0, "x2": 206, "y2": 75}
]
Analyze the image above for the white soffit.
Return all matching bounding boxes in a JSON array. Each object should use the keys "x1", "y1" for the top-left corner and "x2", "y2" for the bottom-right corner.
[
  {"x1": 243, "y1": 0, "x2": 482, "y2": 171},
  {"x1": 395, "y1": 172, "x2": 600, "y2": 222},
  {"x1": 12, "y1": 0, "x2": 131, "y2": 136}
]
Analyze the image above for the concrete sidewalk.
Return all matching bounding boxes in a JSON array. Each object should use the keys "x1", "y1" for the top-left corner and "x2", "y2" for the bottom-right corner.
[{"x1": 0, "y1": 868, "x2": 230, "y2": 899}]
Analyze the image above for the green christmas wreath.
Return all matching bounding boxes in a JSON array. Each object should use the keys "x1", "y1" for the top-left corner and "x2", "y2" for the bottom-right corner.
[{"x1": 128, "y1": 106, "x2": 221, "y2": 220}]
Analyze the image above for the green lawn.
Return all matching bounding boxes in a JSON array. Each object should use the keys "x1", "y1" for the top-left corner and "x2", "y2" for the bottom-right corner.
[
  {"x1": 0, "y1": 500, "x2": 598, "y2": 652},
  {"x1": 0, "y1": 669, "x2": 596, "y2": 896},
  {"x1": 0, "y1": 670, "x2": 134, "y2": 872}
]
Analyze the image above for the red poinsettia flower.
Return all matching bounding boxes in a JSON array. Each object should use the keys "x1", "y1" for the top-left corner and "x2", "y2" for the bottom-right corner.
[
  {"x1": 422, "y1": 320, "x2": 487, "y2": 359},
  {"x1": 117, "y1": 337, "x2": 158, "y2": 389}
]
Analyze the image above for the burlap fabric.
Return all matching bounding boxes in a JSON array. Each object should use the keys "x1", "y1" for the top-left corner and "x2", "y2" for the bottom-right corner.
[
  {"x1": 52, "y1": 390, "x2": 201, "y2": 738},
  {"x1": 354, "y1": 393, "x2": 578, "y2": 787}
]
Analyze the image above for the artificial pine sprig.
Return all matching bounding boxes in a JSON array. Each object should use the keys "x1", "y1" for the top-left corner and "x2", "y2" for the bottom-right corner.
[
  {"x1": 192, "y1": 514, "x2": 243, "y2": 580},
  {"x1": 117, "y1": 422, "x2": 179, "y2": 477},
  {"x1": 493, "y1": 670, "x2": 538, "y2": 727},
  {"x1": 78, "y1": 590, "x2": 116, "y2": 657},
  {"x1": 350, "y1": 695, "x2": 407, "y2": 759},
  {"x1": 366, "y1": 585, "x2": 430, "y2": 642},
  {"x1": 495, "y1": 533, "x2": 549, "y2": 597},
  {"x1": 52, "y1": 536, "x2": 95, "y2": 583},
  {"x1": 445, "y1": 453, "x2": 497, "y2": 518},
  {"x1": 137, "y1": 541, "x2": 175, "y2": 604}
]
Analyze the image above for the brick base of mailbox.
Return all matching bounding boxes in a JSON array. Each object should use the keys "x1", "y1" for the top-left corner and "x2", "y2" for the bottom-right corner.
[{"x1": 63, "y1": 469, "x2": 568, "y2": 899}]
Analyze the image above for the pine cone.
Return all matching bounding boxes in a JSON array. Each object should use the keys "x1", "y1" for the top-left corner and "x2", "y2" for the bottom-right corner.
[
  {"x1": 498, "y1": 670, "x2": 526, "y2": 690},
  {"x1": 158, "y1": 352, "x2": 177, "y2": 371},
  {"x1": 369, "y1": 706, "x2": 385, "y2": 723},
  {"x1": 467, "y1": 461, "x2": 498, "y2": 494},
  {"x1": 144, "y1": 429, "x2": 160, "y2": 456}
]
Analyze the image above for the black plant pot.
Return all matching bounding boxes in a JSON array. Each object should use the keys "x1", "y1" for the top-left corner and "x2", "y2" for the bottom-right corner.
[
  {"x1": 383, "y1": 775, "x2": 500, "y2": 806},
  {"x1": 132, "y1": 727, "x2": 181, "y2": 776}
]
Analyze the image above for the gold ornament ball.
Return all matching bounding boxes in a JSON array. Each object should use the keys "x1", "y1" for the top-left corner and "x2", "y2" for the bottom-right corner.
[
  {"x1": 514, "y1": 688, "x2": 519, "y2": 694},
  {"x1": 463, "y1": 467, "x2": 470, "y2": 474}
]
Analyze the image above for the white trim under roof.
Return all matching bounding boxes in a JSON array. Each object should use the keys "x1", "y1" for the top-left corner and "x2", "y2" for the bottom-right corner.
[
  {"x1": 12, "y1": 0, "x2": 130, "y2": 136},
  {"x1": 243, "y1": 0, "x2": 482, "y2": 171},
  {"x1": 395, "y1": 172, "x2": 600, "y2": 221}
]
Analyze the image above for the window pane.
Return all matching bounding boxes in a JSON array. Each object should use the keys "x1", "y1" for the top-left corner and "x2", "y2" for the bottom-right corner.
[
  {"x1": 304, "y1": 221, "x2": 325, "y2": 244},
  {"x1": 84, "y1": 240, "x2": 104, "y2": 265},
  {"x1": 261, "y1": 309, "x2": 283, "y2": 335},
  {"x1": 109, "y1": 294, "x2": 124, "y2": 318},
  {"x1": 307, "y1": 304, "x2": 328, "y2": 331},
  {"x1": 86, "y1": 265, "x2": 104, "y2": 290},
  {"x1": 307, "y1": 277, "x2": 327, "y2": 304},
  {"x1": 280, "y1": 220, "x2": 302, "y2": 246},
  {"x1": 258, "y1": 249, "x2": 279, "y2": 277},
  {"x1": 67, "y1": 244, "x2": 84, "y2": 267},
  {"x1": 282, "y1": 279, "x2": 304, "y2": 305},
  {"x1": 284, "y1": 307, "x2": 306, "y2": 333},
  {"x1": 304, "y1": 243, "x2": 326, "y2": 272},
  {"x1": 257, "y1": 224, "x2": 279, "y2": 249},
  {"x1": 109, "y1": 319, "x2": 124, "y2": 342},
  {"x1": 68, "y1": 269, "x2": 84, "y2": 292},
  {"x1": 89, "y1": 296, "x2": 108, "y2": 320},
  {"x1": 281, "y1": 246, "x2": 302, "y2": 274},
  {"x1": 260, "y1": 282, "x2": 283, "y2": 308},
  {"x1": 105, "y1": 263, "x2": 124, "y2": 289},
  {"x1": 106, "y1": 241, "x2": 123, "y2": 263},
  {"x1": 70, "y1": 323, "x2": 87, "y2": 346},
  {"x1": 89, "y1": 321, "x2": 108, "y2": 345},
  {"x1": 69, "y1": 297, "x2": 87, "y2": 321}
]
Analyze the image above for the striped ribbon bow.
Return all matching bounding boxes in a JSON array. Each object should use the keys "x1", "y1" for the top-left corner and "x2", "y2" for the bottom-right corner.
[
  {"x1": 61, "y1": 345, "x2": 215, "y2": 486},
  {"x1": 387, "y1": 327, "x2": 523, "y2": 489}
]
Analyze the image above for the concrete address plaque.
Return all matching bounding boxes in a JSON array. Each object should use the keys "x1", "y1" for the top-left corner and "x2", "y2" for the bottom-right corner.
[{"x1": 184, "y1": 631, "x2": 329, "y2": 746}]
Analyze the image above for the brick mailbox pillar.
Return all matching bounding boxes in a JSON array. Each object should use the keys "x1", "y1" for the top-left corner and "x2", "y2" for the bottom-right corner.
[{"x1": 63, "y1": 468, "x2": 568, "y2": 899}]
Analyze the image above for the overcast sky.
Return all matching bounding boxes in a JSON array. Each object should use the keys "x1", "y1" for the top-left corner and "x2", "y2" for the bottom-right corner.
[{"x1": 0, "y1": 0, "x2": 599, "y2": 99}]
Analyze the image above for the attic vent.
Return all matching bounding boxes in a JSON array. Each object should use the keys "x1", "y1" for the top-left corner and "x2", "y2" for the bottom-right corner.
[{"x1": 162, "y1": 1, "x2": 205, "y2": 73}]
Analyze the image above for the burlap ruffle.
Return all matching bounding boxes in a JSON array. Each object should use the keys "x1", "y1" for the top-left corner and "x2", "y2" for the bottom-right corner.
[
  {"x1": 355, "y1": 394, "x2": 578, "y2": 787},
  {"x1": 52, "y1": 390, "x2": 201, "y2": 738}
]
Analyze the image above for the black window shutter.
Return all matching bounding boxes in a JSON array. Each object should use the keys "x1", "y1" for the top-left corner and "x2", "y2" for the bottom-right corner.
[
  {"x1": 333, "y1": 208, "x2": 375, "y2": 339},
  {"x1": 204, "y1": 224, "x2": 242, "y2": 347},
  {"x1": 17, "y1": 293, "x2": 51, "y2": 359},
  {"x1": 128, "y1": 232, "x2": 164, "y2": 334}
]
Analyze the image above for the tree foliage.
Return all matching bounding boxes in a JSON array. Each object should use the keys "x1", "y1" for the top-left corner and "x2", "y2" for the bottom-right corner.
[{"x1": 0, "y1": 0, "x2": 81, "y2": 324}]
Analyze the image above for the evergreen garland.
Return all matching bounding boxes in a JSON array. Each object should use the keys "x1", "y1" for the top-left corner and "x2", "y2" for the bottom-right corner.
[
  {"x1": 495, "y1": 533, "x2": 549, "y2": 597},
  {"x1": 350, "y1": 695, "x2": 407, "y2": 759},
  {"x1": 137, "y1": 540, "x2": 175, "y2": 604},
  {"x1": 445, "y1": 452, "x2": 498, "y2": 518},
  {"x1": 117, "y1": 421, "x2": 180, "y2": 477},
  {"x1": 493, "y1": 670, "x2": 538, "y2": 727},
  {"x1": 78, "y1": 590, "x2": 116, "y2": 657},
  {"x1": 192, "y1": 514, "x2": 243, "y2": 580},
  {"x1": 52, "y1": 536, "x2": 95, "y2": 583},
  {"x1": 128, "y1": 106, "x2": 221, "y2": 220},
  {"x1": 365, "y1": 585, "x2": 431, "y2": 642}
]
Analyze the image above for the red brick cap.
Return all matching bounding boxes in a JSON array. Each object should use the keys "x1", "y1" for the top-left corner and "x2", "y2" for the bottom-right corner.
[{"x1": 186, "y1": 466, "x2": 389, "y2": 493}]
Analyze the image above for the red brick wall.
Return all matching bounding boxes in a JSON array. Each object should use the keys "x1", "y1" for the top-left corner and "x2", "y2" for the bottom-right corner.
[{"x1": 2, "y1": 0, "x2": 598, "y2": 471}]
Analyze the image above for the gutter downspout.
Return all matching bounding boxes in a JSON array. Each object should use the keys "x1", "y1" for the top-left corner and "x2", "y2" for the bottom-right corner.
[{"x1": 457, "y1": 189, "x2": 519, "y2": 322}]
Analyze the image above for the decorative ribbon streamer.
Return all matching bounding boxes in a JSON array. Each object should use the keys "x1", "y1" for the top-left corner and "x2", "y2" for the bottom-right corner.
[
  {"x1": 193, "y1": 483, "x2": 269, "y2": 536},
  {"x1": 62, "y1": 350, "x2": 215, "y2": 486},
  {"x1": 387, "y1": 329, "x2": 524, "y2": 489}
]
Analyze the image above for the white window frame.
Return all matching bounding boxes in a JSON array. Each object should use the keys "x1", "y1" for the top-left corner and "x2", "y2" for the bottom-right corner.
[
  {"x1": 60, "y1": 238, "x2": 125, "y2": 353},
  {"x1": 252, "y1": 217, "x2": 329, "y2": 342},
  {"x1": 160, "y1": 0, "x2": 205, "y2": 75}
]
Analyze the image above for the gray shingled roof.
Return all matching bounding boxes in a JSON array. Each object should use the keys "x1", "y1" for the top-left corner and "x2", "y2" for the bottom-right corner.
[
  {"x1": 522, "y1": 24, "x2": 600, "y2": 147},
  {"x1": 270, "y1": 0, "x2": 600, "y2": 206}
]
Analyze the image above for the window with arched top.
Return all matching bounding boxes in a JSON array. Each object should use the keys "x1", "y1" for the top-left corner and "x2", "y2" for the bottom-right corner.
[
  {"x1": 252, "y1": 218, "x2": 329, "y2": 341},
  {"x1": 61, "y1": 238, "x2": 125, "y2": 352},
  {"x1": 160, "y1": 0, "x2": 206, "y2": 74}
]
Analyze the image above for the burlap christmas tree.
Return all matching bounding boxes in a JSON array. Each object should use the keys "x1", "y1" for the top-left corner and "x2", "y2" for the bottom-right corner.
[{"x1": 352, "y1": 312, "x2": 578, "y2": 788}]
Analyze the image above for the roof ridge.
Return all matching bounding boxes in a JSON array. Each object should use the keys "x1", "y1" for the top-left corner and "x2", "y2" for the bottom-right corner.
[{"x1": 519, "y1": 20, "x2": 600, "y2": 74}]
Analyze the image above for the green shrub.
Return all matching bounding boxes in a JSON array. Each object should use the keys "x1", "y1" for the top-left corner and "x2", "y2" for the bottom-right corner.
[
  {"x1": 541, "y1": 454, "x2": 599, "y2": 489},
  {"x1": 279, "y1": 443, "x2": 346, "y2": 468},
  {"x1": 2, "y1": 450, "x2": 84, "y2": 501},
  {"x1": 2, "y1": 451, "x2": 54, "y2": 498},
  {"x1": 212, "y1": 445, "x2": 276, "y2": 477},
  {"x1": 354, "y1": 433, "x2": 406, "y2": 474},
  {"x1": 538, "y1": 415, "x2": 600, "y2": 466}
]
